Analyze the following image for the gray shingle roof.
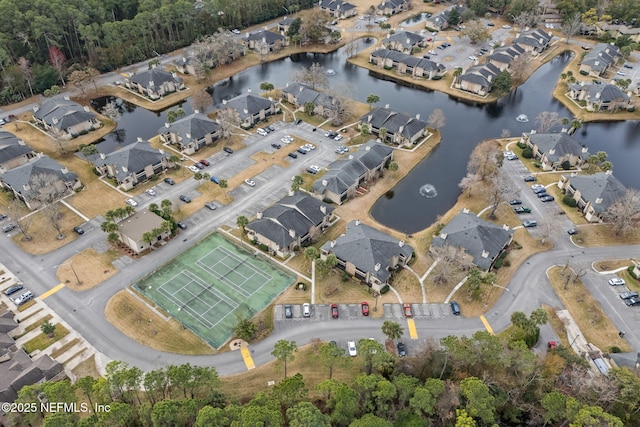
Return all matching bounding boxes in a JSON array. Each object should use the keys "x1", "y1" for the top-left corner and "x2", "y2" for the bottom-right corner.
[
  {"x1": 130, "y1": 68, "x2": 182, "y2": 88},
  {"x1": 359, "y1": 107, "x2": 427, "y2": 136},
  {"x1": 158, "y1": 113, "x2": 219, "y2": 141},
  {"x1": 431, "y1": 211, "x2": 512, "y2": 271},
  {"x1": 568, "y1": 172, "x2": 627, "y2": 213},
  {"x1": 223, "y1": 94, "x2": 275, "y2": 120},
  {"x1": 514, "y1": 28, "x2": 552, "y2": 49},
  {"x1": 91, "y1": 140, "x2": 165, "y2": 180},
  {"x1": 527, "y1": 132, "x2": 589, "y2": 163},
  {"x1": 33, "y1": 99, "x2": 96, "y2": 130},
  {"x1": 1, "y1": 155, "x2": 77, "y2": 193},
  {"x1": 321, "y1": 220, "x2": 413, "y2": 282},
  {"x1": 246, "y1": 192, "x2": 334, "y2": 248},
  {"x1": 586, "y1": 84, "x2": 629, "y2": 103},
  {"x1": 245, "y1": 30, "x2": 285, "y2": 44},
  {"x1": 383, "y1": 31, "x2": 424, "y2": 48},
  {"x1": 0, "y1": 131, "x2": 33, "y2": 164}
]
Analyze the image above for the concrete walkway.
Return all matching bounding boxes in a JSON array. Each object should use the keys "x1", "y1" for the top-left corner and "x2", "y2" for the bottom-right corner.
[{"x1": 403, "y1": 265, "x2": 426, "y2": 303}]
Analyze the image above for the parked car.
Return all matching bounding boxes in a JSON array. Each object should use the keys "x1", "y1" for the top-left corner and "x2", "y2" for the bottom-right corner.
[
  {"x1": 502, "y1": 24, "x2": 511, "y2": 29},
  {"x1": 536, "y1": 191, "x2": 549, "y2": 198},
  {"x1": 294, "y1": 118, "x2": 302, "y2": 125},
  {"x1": 177, "y1": 222, "x2": 187, "y2": 230},
  {"x1": 331, "y1": 304, "x2": 339, "y2": 318},
  {"x1": 524, "y1": 175, "x2": 537, "y2": 182},
  {"x1": 619, "y1": 291, "x2": 638, "y2": 300},
  {"x1": 334, "y1": 134, "x2": 343, "y2": 141},
  {"x1": 244, "y1": 179, "x2": 256, "y2": 187},
  {"x1": 3, "y1": 224, "x2": 16, "y2": 233},
  {"x1": 199, "y1": 159, "x2": 210, "y2": 167},
  {"x1": 361, "y1": 302, "x2": 369, "y2": 316},
  {"x1": 509, "y1": 199, "x2": 522, "y2": 205},
  {"x1": 210, "y1": 176, "x2": 220, "y2": 184},
  {"x1": 145, "y1": 188, "x2": 157, "y2": 196},
  {"x1": 540, "y1": 195, "x2": 555, "y2": 202},
  {"x1": 523, "y1": 220, "x2": 538, "y2": 228},
  {"x1": 73, "y1": 226, "x2": 85, "y2": 235},
  {"x1": 397, "y1": 342, "x2": 407, "y2": 357},
  {"x1": 0, "y1": 213, "x2": 6, "y2": 220},
  {"x1": 533, "y1": 187, "x2": 547, "y2": 194},
  {"x1": 403, "y1": 303, "x2": 413, "y2": 317},
  {"x1": 284, "y1": 304, "x2": 293, "y2": 318},
  {"x1": 194, "y1": 162, "x2": 205, "y2": 169},
  {"x1": 514, "y1": 206, "x2": 532, "y2": 214},
  {"x1": 164, "y1": 177, "x2": 175, "y2": 185},
  {"x1": 567, "y1": 228, "x2": 579, "y2": 235},
  {"x1": 347, "y1": 340, "x2": 357, "y2": 356},
  {"x1": 271, "y1": 143, "x2": 281, "y2": 149},
  {"x1": 179, "y1": 195, "x2": 192, "y2": 203},
  {"x1": 288, "y1": 152, "x2": 298, "y2": 159},
  {"x1": 468, "y1": 55, "x2": 478, "y2": 61},
  {"x1": 223, "y1": 147, "x2": 234, "y2": 154},
  {"x1": 13, "y1": 290, "x2": 33, "y2": 306},
  {"x1": 450, "y1": 301, "x2": 461, "y2": 315},
  {"x1": 296, "y1": 148, "x2": 308, "y2": 155},
  {"x1": 608, "y1": 278, "x2": 625, "y2": 286},
  {"x1": 531, "y1": 183, "x2": 545, "y2": 190},
  {"x1": 125, "y1": 198, "x2": 138, "y2": 207},
  {"x1": 256, "y1": 128, "x2": 267, "y2": 136},
  {"x1": 4, "y1": 284, "x2": 24, "y2": 296},
  {"x1": 623, "y1": 64, "x2": 633, "y2": 69},
  {"x1": 506, "y1": 154, "x2": 518, "y2": 160},
  {"x1": 231, "y1": 29, "x2": 241, "y2": 34},
  {"x1": 204, "y1": 202, "x2": 217, "y2": 210},
  {"x1": 306, "y1": 167, "x2": 318, "y2": 175},
  {"x1": 188, "y1": 165, "x2": 200, "y2": 172},
  {"x1": 625, "y1": 297, "x2": 640, "y2": 306},
  {"x1": 303, "y1": 303, "x2": 311, "y2": 318},
  {"x1": 267, "y1": 125, "x2": 276, "y2": 132}
]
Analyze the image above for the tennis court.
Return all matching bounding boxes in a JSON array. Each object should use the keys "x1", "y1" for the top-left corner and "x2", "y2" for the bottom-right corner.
[{"x1": 135, "y1": 233, "x2": 295, "y2": 348}]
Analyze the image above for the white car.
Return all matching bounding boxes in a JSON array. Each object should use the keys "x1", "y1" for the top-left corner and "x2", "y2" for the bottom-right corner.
[
  {"x1": 281, "y1": 137, "x2": 291, "y2": 144},
  {"x1": 616, "y1": 71, "x2": 625, "y2": 76},
  {"x1": 309, "y1": 165, "x2": 321, "y2": 172},
  {"x1": 468, "y1": 55, "x2": 478, "y2": 61},
  {"x1": 125, "y1": 198, "x2": 138, "y2": 207},
  {"x1": 608, "y1": 278, "x2": 625, "y2": 286},
  {"x1": 428, "y1": 50, "x2": 437, "y2": 55},
  {"x1": 503, "y1": 150, "x2": 515, "y2": 157},
  {"x1": 502, "y1": 25, "x2": 511, "y2": 29},
  {"x1": 334, "y1": 134, "x2": 343, "y2": 141},
  {"x1": 347, "y1": 340, "x2": 357, "y2": 357},
  {"x1": 531, "y1": 184, "x2": 545, "y2": 190},
  {"x1": 256, "y1": 128, "x2": 268, "y2": 136},
  {"x1": 231, "y1": 29, "x2": 241, "y2": 34},
  {"x1": 304, "y1": 143, "x2": 316, "y2": 150},
  {"x1": 145, "y1": 188, "x2": 156, "y2": 196},
  {"x1": 188, "y1": 165, "x2": 200, "y2": 173},
  {"x1": 244, "y1": 179, "x2": 256, "y2": 187}
]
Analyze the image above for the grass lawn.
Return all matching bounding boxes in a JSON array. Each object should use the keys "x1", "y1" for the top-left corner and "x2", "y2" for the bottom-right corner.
[
  {"x1": 11, "y1": 203, "x2": 84, "y2": 255},
  {"x1": 71, "y1": 355, "x2": 102, "y2": 379},
  {"x1": 56, "y1": 248, "x2": 120, "y2": 291},
  {"x1": 104, "y1": 290, "x2": 214, "y2": 355},
  {"x1": 547, "y1": 266, "x2": 630, "y2": 353},
  {"x1": 50, "y1": 338, "x2": 80, "y2": 359},
  {"x1": 571, "y1": 224, "x2": 640, "y2": 247},
  {"x1": 13, "y1": 314, "x2": 52, "y2": 338},
  {"x1": 23, "y1": 324, "x2": 69, "y2": 354},
  {"x1": 593, "y1": 259, "x2": 634, "y2": 272},
  {"x1": 221, "y1": 343, "x2": 362, "y2": 401}
]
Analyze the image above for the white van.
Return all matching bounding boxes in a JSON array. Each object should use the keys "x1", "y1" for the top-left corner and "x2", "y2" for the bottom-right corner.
[
  {"x1": 13, "y1": 290, "x2": 33, "y2": 306},
  {"x1": 302, "y1": 303, "x2": 311, "y2": 317}
]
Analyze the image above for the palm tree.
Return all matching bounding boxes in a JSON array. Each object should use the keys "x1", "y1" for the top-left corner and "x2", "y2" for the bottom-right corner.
[
  {"x1": 237, "y1": 215, "x2": 249, "y2": 232},
  {"x1": 161, "y1": 199, "x2": 173, "y2": 218},
  {"x1": 41, "y1": 320, "x2": 56, "y2": 338},
  {"x1": 381, "y1": 320, "x2": 404, "y2": 341},
  {"x1": 101, "y1": 221, "x2": 118, "y2": 233},
  {"x1": 379, "y1": 127, "x2": 388, "y2": 142},
  {"x1": 160, "y1": 220, "x2": 172, "y2": 234},
  {"x1": 107, "y1": 232, "x2": 120, "y2": 245},
  {"x1": 142, "y1": 231, "x2": 156, "y2": 250},
  {"x1": 149, "y1": 203, "x2": 159, "y2": 213}
]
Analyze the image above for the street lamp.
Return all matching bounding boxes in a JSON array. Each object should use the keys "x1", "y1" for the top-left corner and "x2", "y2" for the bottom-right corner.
[
  {"x1": 373, "y1": 293, "x2": 379, "y2": 312},
  {"x1": 60, "y1": 260, "x2": 81, "y2": 286}
]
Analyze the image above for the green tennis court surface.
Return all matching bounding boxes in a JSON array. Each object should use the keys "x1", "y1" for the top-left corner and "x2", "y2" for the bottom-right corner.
[{"x1": 135, "y1": 233, "x2": 295, "y2": 348}]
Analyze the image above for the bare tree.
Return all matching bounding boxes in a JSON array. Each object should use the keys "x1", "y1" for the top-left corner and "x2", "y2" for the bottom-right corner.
[
  {"x1": 512, "y1": 11, "x2": 538, "y2": 30},
  {"x1": 458, "y1": 173, "x2": 481, "y2": 197},
  {"x1": 215, "y1": 108, "x2": 241, "y2": 142},
  {"x1": 45, "y1": 203, "x2": 65, "y2": 239},
  {"x1": 291, "y1": 62, "x2": 328, "y2": 90},
  {"x1": 509, "y1": 52, "x2": 533, "y2": 86},
  {"x1": 460, "y1": 21, "x2": 491, "y2": 44},
  {"x1": 101, "y1": 101, "x2": 121, "y2": 122},
  {"x1": 18, "y1": 57, "x2": 34, "y2": 97},
  {"x1": 603, "y1": 188, "x2": 640, "y2": 236},
  {"x1": 344, "y1": 35, "x2": 360, "y2": 58},
  {"x1": 596, "y1": 0, "x2": 611, "y2": 18},
  {"x1": 428, "y1": 108, "x2": 446, "y2": 130},
  {"x1": 561, "y1": 13, "x2": 583, "y2": 43},
  {"x1": 535, "y1": 111, "x2": 564, "y2": 133},
  {"x1": 192, "y1": 89, "x2": 213, "y2": 113},
  {"x1": 325, "y1": 83, "x2": 352, "y2": 126},
  {"x1": 466, "y1": 139, "x2": 502, "y2": 182},
  {"x1": 538, "y1": 220, "x2": 552, "y2": 244},
  {"x1": 429, "y1": 244, "x2": 471, "y2": 286},
  {"x1": 487, "y1": 168, "x2": 518, "y2": 218},
  {"x1": 7, "y1": 200, "x2": 33, "y2": 241}
]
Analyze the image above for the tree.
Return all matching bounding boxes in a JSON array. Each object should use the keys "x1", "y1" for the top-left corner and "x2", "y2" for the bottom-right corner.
[
  {"x1": 48, "y1": 46, "x2": 66, "y2": 86},
  {"x1": 287, "y1": 401, "x2": 330, "y2": 427},
  {"x1": 291, "y1": 175, "x2": 304, "y2": 191},
  {"x1": 219, "y1": 179, "x2": 228, "y2": 188},
  {"x1": 461, "y1": 21, "x2": 491, "y2": 44},
  {"x1": 350, "y1": 414, "x2": 393, "y2": 427},
  {"x1": 271, "y1": 373, "x2": 308, "y2": 407},
  {"x1": 410, "y1": 379, "x2": 445, "y2": 417},
  {"x1": 448, "y1": 7, "x2": 461, "y2": 25},
  {"x1": 562, "y1": 13, "x2": 583, "y2": 43},
  {"x1": 381, "y1": 320, "x2": 404, "y2": 341},
  {"x1": 316, "y1": 342, "x2": 348, "y2": 380},
  {"x1": 259, "y1": 82, "x2": 274, "y2": 95},
  {"x1": 535, "y1": 111, "x2": 564, "y2": 133},
  {"x1": 272, "y1": 340, "x2": 297, "y2": 378},
  {"x1": 460, "y1": 377, "x2": 496, "y2": 425},
  {"x1": 291, "y1": 62, "x2": 328, "y2": 90},
  {"x1": 45, "y1": 203, "x2": 65, "y2": 240},
  {"x1": 487, "y1": 167, "x2": 518, "y2": 218},
  {"x1": 388, "y1": 161, "x2": 398, "y2": 174},
  {"x1": 215, "y1": 107, "x2": 241, "y2": 141},
  {"x1": 466, "y1": 139, "x2": 502, "y2": 182},
  {"x1": 41, "y1": 320, "x2": 56, "y2": 337},
  {"x1": 233, "y1": 317, "x2": 258, "y2": 341},
  {"x1": 304, "y1": 246, "x2": 319, "y2": 262},
  {"x1": 236, "y1": 215, "x2": 248, "y2": 232},
  {"x1": 455, "y1": 408, "x2": 477, "y2": 427},
  {"x1": 18, "y1": 57, "x2": 34, "y2": 97},
  {"x1": 195, "y1": 406, "x2": 228, "y2": 427},
  {"x1": 428, "y1": 108, "x2": 446, "y2": 130},
  {"x1": 511, "y1": 11, "x2": 538, "y2": 29},
  {"x1": 366, "y1": 94, "x2": 380, "y2": 110},
  {"x1": 458, "y1": 173, "x2": 482, "y2": 197},
  {"x1": 492, "y1": 71, "x2": 512, "y2": 95},
  {"x1": 192, "y1": 89, "x2": 213, "y2": 113},
  {"x1": 603, "y1": 188, "x2": 640, "y2": 236},
  {"x1": 509, "y1": 52, "x2": 532, "y2": 86}
]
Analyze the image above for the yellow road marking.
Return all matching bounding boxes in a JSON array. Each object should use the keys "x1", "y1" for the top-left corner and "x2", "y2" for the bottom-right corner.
[
  {"x1": 407, "y1": 318, "x2": 418, "y2": 339},
  {"x1": 479, "y1": 315, "x2": 495, "y2": 335},
  {"x1": 40, "y1": 284, "x2": 65, "y2": 300},
  {"x1": 240, "y1": 346, "x2": 255, "y2": 370}
]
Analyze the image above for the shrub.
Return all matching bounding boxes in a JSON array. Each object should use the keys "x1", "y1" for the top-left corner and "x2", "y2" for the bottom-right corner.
[
  {"x1": 533, "y1": 161, "x2": 542, "y2": 168},
  {"x1": 628, "y1": 265, "x2": 639, "y2": 279},
  {"x1": 579, "y1": 70, "x2": 588, "y2": 75},
  {"x1": 258, "y1": 243, "x2": 269, "y2": 251},
  {"x1": 504, "y1": 260, "x2": 511, "y2": 267},
  {"x1": 561, "y1": 160, "x2": 571, "y2": 170},
  {"x1": 563, "y1": 195, "x2": 577, "y2": 207},
  {"x1": 341, "y1": 271, "x2": 350, "y2": 282},
  {"x1": 92, "y1": 167, "x2": 101, "y2": 176},
  {"x1": 380, "y1": 284, "x2": 390, "y2": 294},
  {"x1": 517, "y1": 142, "x2": 527, "y2": 149},
  {"x1": 610, "y1": 346, "x2": 621, "y2": 353},
  {"x1": 384, "y1": 65, "x2": 393, "y2": 70},
  {"x1": 522, "y1": 148, "x2": 533, "y2": 158},
  {"x1": 493, "y1": 258, "x2": 503, "y2": 269},
  {"x1": 431, "y1": 75, "x2": 442, "y2": 80}
]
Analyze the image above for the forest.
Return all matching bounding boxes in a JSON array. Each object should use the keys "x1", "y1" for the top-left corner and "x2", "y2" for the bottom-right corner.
[
  {"x1": 0, "y1": 0, "x2": 315, "y2": 104},
  {"x1": 8, "y1": 331, "x2": 640, "y2": 427}
]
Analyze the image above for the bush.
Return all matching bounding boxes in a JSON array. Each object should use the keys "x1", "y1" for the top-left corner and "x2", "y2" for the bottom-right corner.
[
  {"x1": 384, "y1": 65, "x2": 393, "y2": 70},
  {"x1": 341, "y1": 271, "x2": 350, "y2": 282},
  {"x1": 561, "y1": 160, "x2": 571, "y2": 170},
  {"x1": 579, "y1": 70, "x2": 589, "y2": 75},
  {"x1": 522, "y1": 148, "x2": 533, "y2": 158},
  {"x1": 517, "y1": 142, "x2": 527, "y2": 149},
  {"x1": 504, "y1": 260, "x2": 511, "y2": 267},
  {"x1": 533, "y1": 161, "x2": 542, "y2": 168},
  {"x1": 380, "y1": 284, "x2": 390, "y2": 294},
  {"x1": 563, "y1": 195, "x2": 577, "y2": 207},
  {"x1": 493, "y1": 258, "x2": 503, "y2": 269},
  {"x1": 610, "y1": 346, "x2": 621, "y2": 353},
  {"x1": 431, "y1": 75, "x2": 442, "y2": 80},
  {"x1": 258, "y1": 243, "x2": 269, "y2": 251},
  {"x1": 628, "y1": 265, "x2": 638, "y2": 279}
]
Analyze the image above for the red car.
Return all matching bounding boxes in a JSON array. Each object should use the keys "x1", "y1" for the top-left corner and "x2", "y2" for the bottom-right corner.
[
  {"x1": 331, "y1": 304, "x2": 339, "y2": 318},
  {"x1": 361, "y1": 302, "x2": 369, "y2": 316},
  {"x1": 403, "y1": 303, "x2": 413, "y2": 318},
  {"x1": 199, "y1": 159, "x2": 210, "y2": 167}
]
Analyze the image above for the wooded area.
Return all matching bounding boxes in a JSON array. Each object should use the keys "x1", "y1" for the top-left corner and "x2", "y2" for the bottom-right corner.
[
  {"x1": 0, "y1": 0, "x2": 315, "y2": 104},
  {"x1": 9, "y1": 332, "x2": 640, "y2": 426}
]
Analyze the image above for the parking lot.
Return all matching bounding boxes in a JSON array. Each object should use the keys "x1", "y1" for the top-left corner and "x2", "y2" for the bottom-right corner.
[{"x1": 274, "y1": 302, "x2": 457, "y2": 321}]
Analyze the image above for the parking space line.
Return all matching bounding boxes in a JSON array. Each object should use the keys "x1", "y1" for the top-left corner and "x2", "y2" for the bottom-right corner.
[
  {"x1": 240, "y1": 345, "x2": 255, "y2": 370},
  {"x1": 479, "y1": 315, "x2": 495, "y2": 335},
  {"x1": 40, "y1": 284, "x2": 65, "y2": 300},
  {"x1": 407, "y1": 318, "x2": 418, "y2": 339}
]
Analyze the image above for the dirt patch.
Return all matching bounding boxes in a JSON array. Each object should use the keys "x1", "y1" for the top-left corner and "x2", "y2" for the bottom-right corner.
[
  {"x1": 56, "y1": 248, "x2": 120, "y2": 291},
  {"x1": 104, "y1": 290, "x2": 214, "y2": 355},
  {"x1": 592, "y1": 259, "x2": 633, "y2": 272},
  {"x1": 547, "y1": 266, "x2": 630, "y2": 352},
  {"x1": 71, "y1": 355, "x2": 102, "y2": 379},
  {"x1": 573, "y1": 223, "x2": 640, "y2": 247},
  {"x1": 11, "y1": 204, "x2": 83, "y2": 255}
]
